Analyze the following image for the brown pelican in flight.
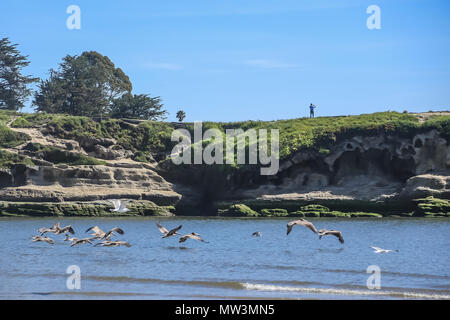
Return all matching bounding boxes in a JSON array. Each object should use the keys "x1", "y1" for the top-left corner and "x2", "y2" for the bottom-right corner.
[
  {"x1": 107, "y1": 199, "x2": 131, "y2": 213},
  {"x1": 32, "y1": 236, "x2": 54, "y2": 244},
  {"x1": 37, "y1": 224, "x2": 57, "y2": 235},
  {"x1": 64, "y1": 234, "x2": 95, "y2": 246},
  {"x1": 156, "y1": 222, "x2": 182, "y2": 238},
  {"x1": 94, "y1": 240, "x2": 131, "y2": 247},
  {"x1": 38, "y1": 222, "x2": 75, "y2": 236},
  {"x1": 318, "y1": 229, "x2": 344, "y2": 244},
  {"x1": 286, "y1": 219, "x2": 318, "y2": 235},
  {"x1": 179, "y1": 232, "x2": 209, "y2": 243},
  {"x1": 370, "y1": 246, "x2": 399, "y2": 254},
  {"x1": 86, "y1": 226, "x2": 124, "y2": 240}
]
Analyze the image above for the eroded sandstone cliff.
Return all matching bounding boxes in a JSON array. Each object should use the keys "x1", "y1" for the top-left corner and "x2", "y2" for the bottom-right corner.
[{"x1": 1, "y1": 111, "x2": 449, "y2": 216}]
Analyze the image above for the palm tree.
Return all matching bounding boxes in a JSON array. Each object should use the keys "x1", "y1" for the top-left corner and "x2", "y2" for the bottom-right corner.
[{"x1": 176, "y1": 110, "x2": 186, "y2": 122}]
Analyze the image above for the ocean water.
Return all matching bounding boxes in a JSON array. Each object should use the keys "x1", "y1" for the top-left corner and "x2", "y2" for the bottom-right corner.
[{"x1": 0, "y1": 216, "x2": 449, "y2": 300}]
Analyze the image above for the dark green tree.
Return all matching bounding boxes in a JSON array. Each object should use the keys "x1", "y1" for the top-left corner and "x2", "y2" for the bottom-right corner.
[
  {"x1": 176, "y1": 110, "x2": 186, "y2": 122},
  {"x1": 33, "y1": 51, "x2": 132, "y2": 117},
  {"x1": 110, "y1": 93, "x2": 167, "y2": 120},
  {"x1": 0, "y1": 38, "x2": 38, "y2": 110}
]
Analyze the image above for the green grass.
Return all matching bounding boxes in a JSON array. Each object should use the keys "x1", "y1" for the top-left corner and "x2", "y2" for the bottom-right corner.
[
  {"x1": 218, "y1": 112, "x2": 423, "y2": 159},
  {"x1": 44, "y1": 114, "x2": 103, "y2": 138},
  {"x1": 119, "y1": 121, "x2": 175, "y2": 153},
  {"x1": 23, "y1": 143, "x2": 106, "y2": 166},
  {"x1": 168, "y1": 112, "x2": 447, "y2": 162},
  {"x1": 0, "y1": 150, "x2": 34, "y2": 168},
  {"x1": 0, "y1": 110, "x2": 17, "y2": 126},
  {"x1": 12, "y1": 113, "x2": 176, "y2": 155},
  {"x1": 421, "y1": 116, "x2": 450, "y2": 142},
  {"x1": 9, "y1": 111, "x2": 450, "y2": 164},
  {"x1": 0, "y1": 125, "x2": 30, "y2": 148},
  {"x1": 10, "y1": 112, "x2": 56, "y2": 128},
  {"x1": 132, "y1": 150, "x2": 151, "y2": 163}
]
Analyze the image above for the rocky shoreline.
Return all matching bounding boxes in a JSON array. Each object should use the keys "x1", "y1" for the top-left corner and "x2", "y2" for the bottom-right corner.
[
  {"x1": 0, "y1": 200, "x2": 175, "y2": 217},
  {"x1": 1, "y1": 195, "x2": 448, "y2": 218},
  {"x1": 1, "y1": 111, "x2": 450, "y2": 218}
]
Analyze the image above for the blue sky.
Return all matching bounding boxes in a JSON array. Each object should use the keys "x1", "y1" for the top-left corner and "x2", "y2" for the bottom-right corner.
[{"x1": 1, "y1": 0, "x2": 449, "y2": 122}]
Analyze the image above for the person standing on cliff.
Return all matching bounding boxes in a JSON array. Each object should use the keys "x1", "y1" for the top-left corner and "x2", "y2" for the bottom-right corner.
[{"x1": 309, "y1": 103, "x2": 316, "y2": 118}]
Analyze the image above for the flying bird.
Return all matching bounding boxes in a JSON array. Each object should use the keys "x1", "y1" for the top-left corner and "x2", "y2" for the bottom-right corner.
[
  {"x1": 156, "y1": 222, "x2": 182, "y2": 238},
  {"x1": 370, "y1": 246, "x2": 399, "y2": 254},
  {"x1": 318, "y1": 229, "x2": 344, "y2": 244},
  {"x1": 37, "y1": 224, "x2": 58, "y2": 236},
  {"x1": 107, "y1": 199, "x2": 131, "y2": 213},
  {"x1": 38, "y1": 222, "x2": 74, "y2": 235},
  {"x1": 32, "y1": 236, "x2": 54, "y2": 244},
  {"x1": 286, "y1": 219, "x2": 318, "y2": 235},
  {"x1": 252, "y1": 232, "x2": 262, "y2": 237},
  {"x1": 179, "y1": 232, "x2": 209, "y2": 243},
  {"x1": 64, "y1": 234, "x2": 95, "y2": 247},
  {"x1": 54, "y1": 223, "x2": 75, "y2": 235},
  {"x1": 86, "y1": 226, "x2": 125, "y2": 240}
]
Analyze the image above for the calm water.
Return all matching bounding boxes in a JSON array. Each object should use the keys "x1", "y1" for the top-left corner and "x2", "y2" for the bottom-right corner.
[{"x1": 0, "y1": 217, "x2": 449, "y2": 300}]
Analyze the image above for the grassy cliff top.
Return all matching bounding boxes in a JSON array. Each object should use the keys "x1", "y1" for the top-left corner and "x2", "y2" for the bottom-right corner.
[{"x1": 2, "y1": 110, "x2": 450, "y2": 160}]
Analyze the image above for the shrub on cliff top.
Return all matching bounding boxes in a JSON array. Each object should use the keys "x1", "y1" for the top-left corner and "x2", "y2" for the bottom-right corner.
[
  {"x1": 13, "y1": 113, "x2": 175, "y2": 155},
  {"x1": 0, "y1": 110, "x2": 17, "y2": 125},
  {"x1": 9, "y1": 111, "x2": 450, "y2": 163},
  {"x1": 0, "y1": 125, "x2": 30, "y2": 148},
  {"x1": 11, "y1": 112, "x2": 57, "y2": 128},
  {"x1": 422, "y1": 116, "x2": 450, "y2": 142},
  {"x1": 44, "y1": 115, "x2": 102, "y2": 139},
  {"x1": 0, "y1": 149, "x2": 34, "y2": 168},
  {"x1": 23, "y1": 143, "x2": 106, "y2": 166}
]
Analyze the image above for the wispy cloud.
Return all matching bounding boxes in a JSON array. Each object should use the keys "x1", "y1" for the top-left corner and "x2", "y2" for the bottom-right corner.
[
  {"x1": 144, "y1": 62, "x2": 182, "y2": 70},
  {"x1": 244, "y1": 59, "x2": 301, "y2": 69}
]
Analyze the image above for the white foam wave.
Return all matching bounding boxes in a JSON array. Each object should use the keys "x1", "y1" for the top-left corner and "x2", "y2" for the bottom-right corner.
[{"x1": 242, "y1": 283, "x2": 450, "y2": 300}]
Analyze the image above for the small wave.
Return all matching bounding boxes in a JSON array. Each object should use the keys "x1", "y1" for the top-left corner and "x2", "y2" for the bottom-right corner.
[
  {"x1": 7, "y1": 272, "x2": 450, "y2": 300},
  {"x1": 242, "y1": 283, "x2": 450, "y2": 300}
]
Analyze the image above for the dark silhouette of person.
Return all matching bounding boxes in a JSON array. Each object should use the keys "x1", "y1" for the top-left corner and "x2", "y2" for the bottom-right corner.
[{"x1": 309, "y1": 104, "x2": 316, "y2": 118}]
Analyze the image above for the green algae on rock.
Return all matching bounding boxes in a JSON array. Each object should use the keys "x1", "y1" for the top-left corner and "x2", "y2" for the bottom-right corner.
[{"x1": 0, "y1": 200, "x2": 174, "y2": 217}]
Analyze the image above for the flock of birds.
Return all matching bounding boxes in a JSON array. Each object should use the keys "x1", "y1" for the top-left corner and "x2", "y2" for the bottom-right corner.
[
  {"x1": 32, "y1": 223, "x2": 130, "y2": 247},
  {"x1": 31, "y1": 200, "x2": 399, "y2": 254},
  {"x1": 31, "y1": 222, "x2": 209, "y2": 247}
]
